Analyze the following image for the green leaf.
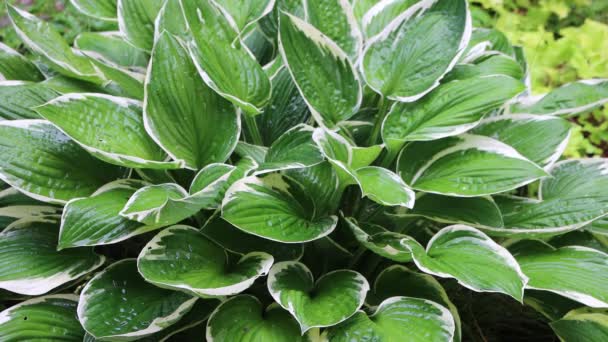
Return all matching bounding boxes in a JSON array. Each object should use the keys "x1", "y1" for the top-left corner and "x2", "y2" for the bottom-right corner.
[
  {"x1": 325, "y1": 296, "x2": 455, "y2": 342},
  {"x1": 0, "y1": 120, "x2": 125, "y2": 204},
  {"x1": 0, "y1": 81, "x2": 60, "y2": 120},
  {"x1": 206, "y1": 295, "x2": 304, "y2": 341},
  {"x1": 0, "y1": 43, "x2": 44, "y2": 81},
  {"x1": 214, "y1": 0, "x2": 276, "y2": 32},
  {"x1": 354, "y1": 167, "x2": 415, "y2": 207},
  {"x1": 36, "y1": 93, "x2": 183, "y2": 170},
  {"x1": 514, "y1": 242, "x2": 608, "y2": 308},
  {"x1": 509, "y1": 79, "x2": 608, "y2": 116},
  {"x1": 58, "y1": 179, "x2": 162, "y2": 249},
  {"x1": 279, "y1": 12, "x2": 362, "y2": 127},
  {"x1": 361, "y1": 0, "x2": 471, "y2": 101},
  {"x1": 304, "y1": 0, "x2": 363, "y2": 59},
  {"x1": 361, "y1": 0, "x2": 418, "y2": 38},
  {"x1": 444, "y1": 54, "x2": 524, "y2": 81},
  {"x1": 83, "y1": 53, "x2": 145, "y2": 100},
  {"x1": 74, "y1": 32, "x2": 148, "y2": 69},
  {"x1": 154, "y1": 0, "x2": 188, "y2": 40},
  {"x1": 0, "y1": 204, "x2": 60, "y2": 228},
  {"x1": 343, "y1": 217, "x2": 413, "y2": 262},
  {"x1": 138, "y1": 226, "x2": 273, "y2": 297},
  {"x1": 398, "y1": 193, "x2": 504, "y2": 228},
  {"x1": 489, "y1": 160, "x2": 608, "y2": 237},
  {"x1": 267, "y1": 261, "x2": 369, "y2": 332},
  {"x1": 184, "y1": 0, "x2": 271, "y2": 115},
  {"x1": 222, "y1": 174, "x2": 338, "y2": 243},
  {"x1": 256, "y1": 66, "x2": 310, "y2": 145},
  {"x1": 145, "y1": 32, "x2": 240, "y2": 170},
  {"x1": 550, "y1": 308, "x2": 608, "y2": 342},
  {"x1": 7, "y1": 5, "x2": 105, "y2": 84},
  {"x1": 0, "y1": 220, "x2": 105, "y2": 295},
  {"x1": 202, "y1": 218, "x2": 304, "y2": 262},
  {"x1": 382, "y1": 75, "x2": 524, "y2": 151},
  {"x1": 0, "y1": 295, "x2": 84, "y2": 341},
  {"x1": 397, "y1": 134, "x2": 548, "y2": 197},
  {"x1": 285, "y1": 162, "x2": 343, "y2": 217},
  {"x1": 472, "y1": 114, "x2": 571, "y2": 168},
  {"x1": 117, "y1": 0, "x2": 164, "y2": 51},
  {"x1": 257, "y1": 124, "x2": 324, "y2": 174},
  {"x1": 368, "y1": 265, "x2": 462, "y2": 342},
  {"x1": 78, "y1": 259, "x2": 197, "y2": 340},
  {"x1": 70, "y1": 0, "x2": 118, "y2": 21},
  {"x1": 399, "y1": 225, "x2": 527, "y2": 301},
  {"x1": 463, "y1": 28, "x2": 514, "y2": 62},
  {"x1": 120, "y1": 164, "x2": 238, "y2": 226}
]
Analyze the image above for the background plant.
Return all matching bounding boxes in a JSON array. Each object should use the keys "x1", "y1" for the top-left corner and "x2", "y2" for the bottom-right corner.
[{"x1": 0, "y1": 0, "x2": 607, "y2": 341}]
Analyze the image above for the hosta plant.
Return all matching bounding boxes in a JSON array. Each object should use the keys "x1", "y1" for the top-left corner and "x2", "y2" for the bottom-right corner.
[{"x1": 0, "y1": 0, "x2": 607, "y2": 341}]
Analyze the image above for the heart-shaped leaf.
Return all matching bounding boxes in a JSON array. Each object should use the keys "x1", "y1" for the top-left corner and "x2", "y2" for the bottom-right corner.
[
  {"x1": 0, "y1": 43, "x2": 44, "y2": 81},
  {"x1": 368, "y1": 265, "x2": 462, "y2": 341},
  {"x1": 120, "y1": 163, "x2": 238, "y2": 226},
  {"x1": 36, "y1": 93, "x2": 183, "y2": 170},
  {"x1": 325, "y1": 296, "x2": 455, "y2": 342},
  {"x1": 138, "y1": 226, "x2": 274, "y2": 297},
  {"x1": 206, "y1": 295, "x2": 304, "y2": 341},
  {"x1": 267, "y1": 261, "x2": 369, "y2": 332},
  {"x1": 117, "y1": 0, "x2": 164, "y2": 51},
  {"x1": 71, "y1": 0, "x2": 117, "y2": 21},
  {"x1": 0, "y1": 295, "x2": 84, "y2": 341},
  {"x1": 397, "y1": 134, "x2": 548, "y2": 197},
  {"x1": 513, "y1": 242, "x2": 608, "y2": 308},
  {"x1": 472, "y1": 114, "x2": 571, "y2": 168},
  {"x1": 0, "y1": 220, "x2": 105, "y2": 295},
  {"x1": 183, "y1": 0, "x2": 271, "y2": 115},
  {"x1": 7, "y1": 5, "x2": 105, "y2": 84},
  {"x1": 398, "y1": 193, "x2": 504, "y2": 228},
  {"x1": 279, "y1": 12, "x2": 362, "y2": 127},
  {"x1": 78, "y1": 259, "x2": 197, "y2": 340},
  {"x1": 0, "y1": 81, "x2": 60, "y2": 120},
  {"x1": 256, "y1": 124, "x2": 324, "y2": 174},
  {"x1": 382, "y1": 75, "x2": 524, "y2": 151},
  {"x1": 202, "y1": 218, "x2": 304, "y2": 262},
  {"x1": 0, "y1": 120, "x2": 124, "y2": 204},
  {"x1": 222, "y1": 173, "x2": 338, "y2": 243},
  {"x1": 145, "y1": 32, "x2": 240, "y2": 170},
  {"x1": 489, "y1": 159, "x2": 608, "y2": 237},
  {"x1": 550, "y1": 308, "x2": 608, "y2": 342},
  {"x1": 304, "y1": 0, "x2": 363, "y2": 59},
  {"x1": 362, "y1": 0, "x2": 471, "y2": 101},
  {"x1": 58, "y1": 179, "x2": 161, "y2": 249},
  {"x1": 509, "y1": 79, "x2": 608, "y2": 116}
]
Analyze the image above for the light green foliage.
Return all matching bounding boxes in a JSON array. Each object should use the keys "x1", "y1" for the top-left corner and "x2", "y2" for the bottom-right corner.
[{"x1": 0, "y1": 1, "x2": 606, "y2": 341}]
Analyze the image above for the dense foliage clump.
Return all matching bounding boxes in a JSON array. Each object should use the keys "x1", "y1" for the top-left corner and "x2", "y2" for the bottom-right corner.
[{"x1": 0, "y1": 0, "x2": 607, "y2": 341}]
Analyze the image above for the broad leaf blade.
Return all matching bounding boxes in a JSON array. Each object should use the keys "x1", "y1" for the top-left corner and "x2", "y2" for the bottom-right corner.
[
  {"x1": 0, "y1": 42, "x2": 44, "y2": 81},
  {"x1": 71, "y1": 0, "x2": 117, "y2": 21},
  {"x1": 0, "y1": 81, "x2": 60, "y2": 120},
  {"x1": 117, "y1": 0, "x2": 164, "y2": 51}
]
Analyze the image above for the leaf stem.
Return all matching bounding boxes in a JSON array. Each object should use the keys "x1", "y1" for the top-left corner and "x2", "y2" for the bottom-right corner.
[
  {"x1": 367, "y1": 96, "x2": 390, "y2": 146},
  {"x1": 243, "y1": 115, "x2": 264, "y2": 146}
]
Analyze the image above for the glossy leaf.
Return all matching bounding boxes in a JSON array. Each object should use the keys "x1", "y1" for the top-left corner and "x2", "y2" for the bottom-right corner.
[
  {"x1": 0, "y1": 120, "x2": 124, "y2": 204},
  {"x1": 145, "y1": 32, "x2": 240, "y2": 170},
  {"x1": 7, "y1": 5, "x2": 105, "y2": 84},
  {"x1": 0, "y1": 81, "x2": 60, "y2": 120},
  {"x1": 343, "y1": 217, "x2": 413, "y2": 263},
  {"x1": 138, "y1": 226, "x2": 273, "y2": 297},
  {"x1": 354, "y1": 167, "x2": 415, "y2": 207},
  {"x1": 74, "y1": 31, "x2": 148, "y2": 69},
  {"x1": 397, "y1": 134, "x2": 548, "y2": 197},
  {"x1": 382, "y1": 75, "x2": 524, "y2": 151},
  {"x1": 444, "y1": 54, "x2": 524, "y2": 81},
  {"x1": 117, "y1": 0, "x2": 164, "y2": 51},
  {"x1": 0, "y1": 295, "x2": 84, "y2": 341},
  {"x1": 361, "y1": 0, "x2": 471, "y2": 101},
  {"x1": 551, "y1": 308, "x2": 608, "y2": 342},
  {"x1": 71, "y1": 0, "x2": 117, "y2": 21},
  {"x1": 257, "y1": 124, "x2": 324, "y2": 174},
  {"x1": 36, "y1": 93, "x2": 183, "y2": 169},
  {"x1": 0, "y1": 43, "x2": 43, "y2": 81},
  {"x1": 214, "y1": 0, "x2": 276, "y2": 32},
  {"x1": 267, "y1": 261, "x2": 369, "y2": 332},
  {"x1": 222, "y1": 174, "x2": 338, "y2": 243},
  {"x1": 325, "y1": 296, "x2": 455, "y2": 342},
  {"x1": 58, "y1": 179, "x2": 159, "y2": 249},
  {"x1": 0, "y1": 220, "x2": 105, "y2": 295},
  {"x1": 78, "y1": 259, "x2": 197, "y2": 340},
  {"x1": 361, "y1": 0, "x2": 417, "y2": 38},
  {"x1": 279, "y1": 12, "x2": 362, "y2": 127},
  {"x1": 206, "y1": 295, "x2": 304, "y2": 341}
]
